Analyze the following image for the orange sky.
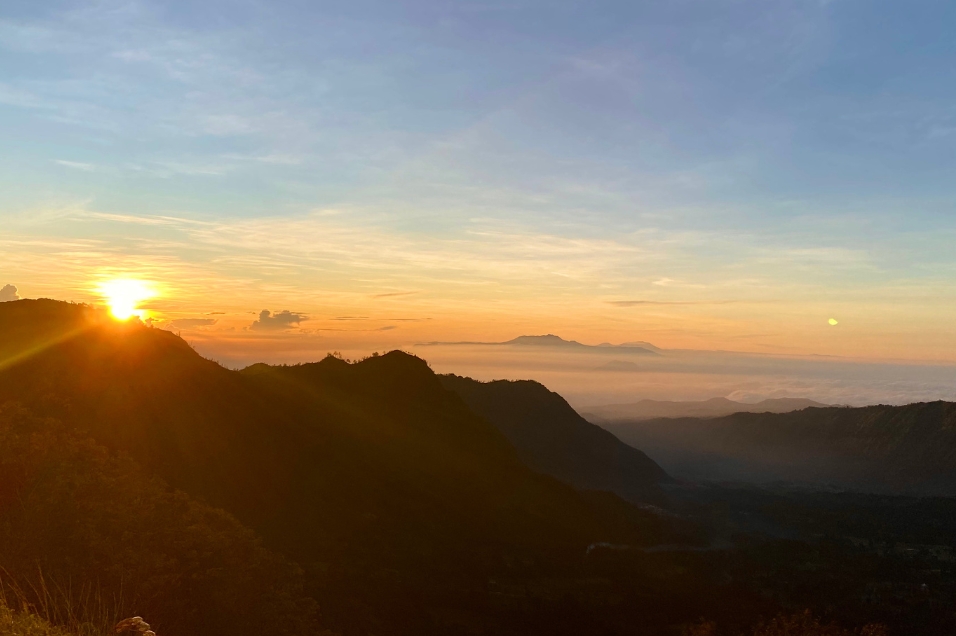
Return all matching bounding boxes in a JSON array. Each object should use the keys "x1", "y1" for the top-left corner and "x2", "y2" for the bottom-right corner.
[{"x1": 3, "y1": 208, "x2": 955, "y2": 367}]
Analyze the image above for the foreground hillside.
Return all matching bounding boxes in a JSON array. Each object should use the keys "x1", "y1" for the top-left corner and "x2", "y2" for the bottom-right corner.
[
  {"x1": 606, "y1": 403, "x2": 956, "y2": 494},
  {"x1": 0, "y1": 405, "x2": 319, "y2": 636},
  {"x1": 0, "y1": 299, "x2": 685, "y2": 635}
]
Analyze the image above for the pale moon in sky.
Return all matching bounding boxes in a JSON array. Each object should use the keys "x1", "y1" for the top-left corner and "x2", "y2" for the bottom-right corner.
[{"x1": 828, "y1": 318, "x2": 839, "y2": 326}]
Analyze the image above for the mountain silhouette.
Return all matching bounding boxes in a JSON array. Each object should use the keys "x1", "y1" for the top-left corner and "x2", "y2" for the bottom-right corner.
[
  {"x1": 606, "y1": 403, "x2": 956, "y2": 494},
  {"x1": 0, "y1": 299, "x2": 679, "y2": 635},
  {"x1": 611, "y1": 340, "x2": 662, "y2": 352},
  {"x1": 440, "y1": 375, "x2": 670, "y2": 504}
]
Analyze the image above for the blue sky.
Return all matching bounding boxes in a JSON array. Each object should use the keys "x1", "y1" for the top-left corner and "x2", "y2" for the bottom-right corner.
[{"x1": 1, "y1": 0, "x2": 955, "y2": 363}]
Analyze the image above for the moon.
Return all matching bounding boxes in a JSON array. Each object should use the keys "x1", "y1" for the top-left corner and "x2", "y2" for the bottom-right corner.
[{"x1": 828, "y1": 318, "x2": 838, "y2": 326}]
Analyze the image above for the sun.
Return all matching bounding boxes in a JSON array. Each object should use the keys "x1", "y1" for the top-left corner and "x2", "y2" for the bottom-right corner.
[{"x1": 98, "y1": 279, "x2": 156, "y2": 320}]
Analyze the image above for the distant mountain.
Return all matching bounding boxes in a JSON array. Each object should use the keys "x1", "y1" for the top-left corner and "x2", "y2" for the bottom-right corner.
[
  {"x1": 605, "y1": 402, "x2": 956, "y2": 495},
  {"x1": 584, "y1": 397, "x2": 828, "y2": 422},
  {"x1": 440, "y1": 375, "x2": 671, "y2": 504},
  {"x1": 0, "y1": 299, "x2": 678, "y2": 635},
  {"x1": 599, "y1": 341, "x2": 662, "y2": 352},
  {"x1": 504, "y1": 334, "x2": 590, "y2": 347},
  {"x1": 420, "y1": 334, "x2": 660, "y2": 355}
]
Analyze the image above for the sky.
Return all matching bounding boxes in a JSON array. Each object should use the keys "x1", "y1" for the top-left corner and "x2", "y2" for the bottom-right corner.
[{"x1": 2, "y1": 0, "x2": 956, "y2": 389}]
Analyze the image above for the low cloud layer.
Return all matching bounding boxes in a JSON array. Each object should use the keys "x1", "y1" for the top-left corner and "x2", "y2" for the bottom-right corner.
[
  {"x1": 0, "y1": 284, "x2": 19, "y2": 302},
  {"x1": 414, "y1": 342, "x2": 956, "y2": 409},
  {"x1": 250, "y1": 310, "x2": 306, "y2": 331}
]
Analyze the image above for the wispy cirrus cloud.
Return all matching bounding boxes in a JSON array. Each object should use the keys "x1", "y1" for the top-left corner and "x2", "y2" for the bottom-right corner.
[
  {"x1": 608, "y1": 300, "x2": 744, "y2": 307},
  {"x1": 372, "y1": 291, "x2": 419, "y2": 298},
  {"x1": 54, "y1": 159, "x2": 95, "y2": 171}
]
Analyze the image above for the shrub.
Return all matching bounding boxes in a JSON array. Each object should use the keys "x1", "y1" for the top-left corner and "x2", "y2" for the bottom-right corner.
[
  {"x1": 0, "y1": 405, "x2": 320, "y2": 636},
  {"x1": 0, "y1": 599, "x2": 70, "y2": 636},
  {"x1": 751, "y1": 612, "x2": 888, "y2": 636},
  {"x1": 682, "y1": 612, "x2": 889, "y2": 636}
]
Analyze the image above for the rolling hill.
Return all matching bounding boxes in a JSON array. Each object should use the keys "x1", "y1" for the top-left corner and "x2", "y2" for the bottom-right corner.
[
  {"x1": 605, "y1": 403, "x2": 956, "y2": 494},
  {"x1": 584, "y1": 397, "x2": 828, "y2": 422}
]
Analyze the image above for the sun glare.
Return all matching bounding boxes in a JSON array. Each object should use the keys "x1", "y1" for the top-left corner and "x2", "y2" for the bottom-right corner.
[{"x1": 99, "y1": 279, "x2": 156, "y2": 321}]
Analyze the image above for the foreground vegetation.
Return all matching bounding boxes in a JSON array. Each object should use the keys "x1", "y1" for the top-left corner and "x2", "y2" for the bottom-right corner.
[
  {"x1": 685, "y1": 612, "x2": 888, "y2": 636},
  {"x1": 0, "y1": 602, "x2": 68, "y2": 636},
  {"x1": 0, "y1": 405, "x2": 320, "y2": 636}
]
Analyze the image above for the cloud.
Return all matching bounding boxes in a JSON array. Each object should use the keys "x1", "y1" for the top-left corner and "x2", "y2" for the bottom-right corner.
[
  {"x1": 0, "y1": 82, "x2": 46, "y2": 108},
  {"x1": 608, "y1": 299, "x2": 739, "y2": 307},
  {"x1": 149, "y1": 161, "x2": 229, "y2": 177},
  {"x1": 249, "y1": 309, "x2": 306, "y2": 331},
  {"x1": 0, "y1": 284, "x2": 19, "y2": 302},
  {"x1": 168, "y1": 318, "x2": 218, "y2": 329},
  {"x1": 222, "y1": 152, "x2": 303, "y2": 165},
  {"x1": 373, "y1": 291, "x2": 419, "y2": 298},
  {"x1": 54, "y1": 159, "x2": 95, "y2": 171},
  {"x1": 202, "y1": 114, "x2": 255, "y2": 136}
]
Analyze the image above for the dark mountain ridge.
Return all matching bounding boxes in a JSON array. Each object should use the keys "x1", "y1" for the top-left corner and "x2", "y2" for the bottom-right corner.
[
  {"x1": 440, "y1": 374, "x2": 670, "y2": 504},
  {"x1": 606, "y1": 402, "x2": 956, "y2": 495}
]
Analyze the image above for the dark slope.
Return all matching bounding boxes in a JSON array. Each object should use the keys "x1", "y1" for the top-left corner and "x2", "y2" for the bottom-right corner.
[
  {"x1": 606, "y1": 403, "x2": 956, "y2": 495},
  {"x1": 440, "y1": 375, "x2": 670, "y2": 503},
  {"x1": 0, "y1": 300, "x2": 679, "y2": 635}
]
